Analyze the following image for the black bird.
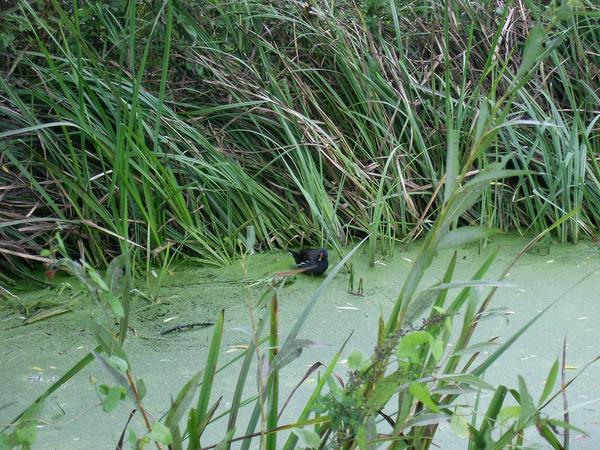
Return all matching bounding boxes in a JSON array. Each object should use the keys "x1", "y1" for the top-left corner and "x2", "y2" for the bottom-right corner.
[{"x1": 289, "y1": 248, "x2": 329, "y2": 275}]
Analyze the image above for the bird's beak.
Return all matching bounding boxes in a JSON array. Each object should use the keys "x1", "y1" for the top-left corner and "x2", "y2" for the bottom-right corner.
[{"x1": 318, "y1": 252, "x2": 324, "y2": 261}]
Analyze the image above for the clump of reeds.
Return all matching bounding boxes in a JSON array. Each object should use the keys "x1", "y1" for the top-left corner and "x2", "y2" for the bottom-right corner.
[{"x1": 1, "y1": 0, "x2": 599, "y2": 276}]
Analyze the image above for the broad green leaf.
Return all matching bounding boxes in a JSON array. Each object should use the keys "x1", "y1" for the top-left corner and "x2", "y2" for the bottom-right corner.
[
  {"x1": 473, "y1": 100, "x2": 490, "y2": 143},
  {"x1": 403, "y1": 412, "x2": 448, "y2": 427},
  {"x1": 556, "y1": 3, "x2": 571, "y2": 20},
  {"x1": 106, "y1": 255, "x2": 127, "y2": 293},
  {"x1": 93, "y1": 325, "x2": 128, "y2": 360},
  {"x1": 348, "y1": 350, "x2": 370, "y2": 371},
  {"x1": 475, "y1": 385, "x2": 507, "y2": 446},
  {"x1": 432, "y1": 252, "x2": 457, "y2": 312},
  {"x1": 106, "y1": 355, "x2": 128, "y2": 375},
  {"x1": 544, "y1": 418, "x2": 588, "y2": 435},
  {"x1": 536, "y1": 419, "x2": 564, "y2": 449},
  {"x1": 15, "y1": 425, "x2": 37, "y2": 445},
  {"x1": 405, "y1": 289, "x2": 438, "y2": 325},
  {"x1": 517, "y1": 376, "x2": 535, "y2": 428},
  {"x1": 450, "y1": 412, "x2": 469, "y2": 439},
  {"x1": 190, "y1": 310, "x2": 224, "y2": 450},
  {"x1": 397, "y1": 331, "x2": 431, "y2": 363},
  {"x1": 430, "y1": 373, "x2": 495, "y2": 391},
  {"x1": 356, "y1": 426, "x2": 368, "y2": 450},
  {"x1": 87, "y1": 267, "x2": 109, "y2": 291},
  {"x1": 326, "y1": 375, "x2": 345, "y2": 403},
  {"x1": 102, "y1": 385, "x2": 126, "y2": 412},
  {"x1": 274, "y1": 338, "x2": 314, "y2": 370},
  {"x1": 148, "y1": 422, "x2": 172, "y2": 445},
  {"x1": 497, "y1": 405, "x2": 520, "y2": 424},
  {"x1": 539, "y1": 360, "x2": 559, "y2": 404},
  {"x1": 196, "y1": 396, "x2": 223, "y2": 442},
  {"x1": 445, "y1": 164, "x2": 523, "y2": 226},
  {"x1": 518, "y1": 26, "x2": 546, "y2": 76},
  {"x1": 92, "y1": 351, "x2": 131, "y2": 398},
  {"x1": 431, "y1": 337, "x2": 444, "y2": 361},
  {"x1": 446, "y1": 249, "x2": 498, "y2": 316},
  {"x1": 105, "y1": 292, "x2": 124, "y2": 318},
  {"x1": 437, "y1": 226, "x2": 497, "y2": 250},
  {"x1": 409, "y1": 383, "x2": 439, "y2": 412},
  {"x1": 165, "y1": 371, "x2": 202, "y2": 430},
  {"x1": 187, "y1": 408, "x2": 199, "y2": 445},
  {"x1": 245, "y1": 226, "x2": 255, "y2": 254},
  {"x1": 368, "y1": 380, "x2": 398, "y2": 411},
  {"x1": 128, "y1": 429, "x2": 138, "y2": 449},
  {"x1": 293, "y1": 428, "x2": 320, "y2": 449},
  {"x1": 137, "y1": 377, "x2": 146, "y2": 400}
]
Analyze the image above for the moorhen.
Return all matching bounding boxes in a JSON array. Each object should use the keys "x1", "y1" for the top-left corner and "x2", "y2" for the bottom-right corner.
[{"x1": 289, "y1": 248, "x2": 329, "y2": 275}]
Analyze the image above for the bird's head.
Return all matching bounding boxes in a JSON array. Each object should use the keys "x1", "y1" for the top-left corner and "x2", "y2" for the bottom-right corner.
[{"x1": 318, "y1": 249, "x2": 328, "y2": 261}]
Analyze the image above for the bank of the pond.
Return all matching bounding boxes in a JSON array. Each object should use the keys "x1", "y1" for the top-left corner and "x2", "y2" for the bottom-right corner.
[{"x1": 1, "y1": 235, "x2": 600, "y2": 449}]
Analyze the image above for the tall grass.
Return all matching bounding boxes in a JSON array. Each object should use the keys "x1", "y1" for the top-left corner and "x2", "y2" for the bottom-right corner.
[
  {"x1": 1, "y1": 2, "x2": 598, "y2": 448},
  {"x1": 3, "y1": 172, "x2": 588, "y2": 449},
  {"x1": 1, "y1": 0, "x2": 599, "y2": 276}
]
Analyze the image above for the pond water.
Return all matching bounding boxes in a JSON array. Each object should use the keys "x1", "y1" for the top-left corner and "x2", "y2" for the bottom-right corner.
[{"x1": 1, "y1": 234, "x2": 599, "y2": 449}]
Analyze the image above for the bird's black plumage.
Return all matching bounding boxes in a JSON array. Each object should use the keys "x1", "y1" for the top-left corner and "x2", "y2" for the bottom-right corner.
[{"x1": 289, "y1": 248, "x2": 329, "y2": 275}]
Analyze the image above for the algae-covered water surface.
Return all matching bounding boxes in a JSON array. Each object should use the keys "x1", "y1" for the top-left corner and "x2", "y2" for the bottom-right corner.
[{"x1": 2, "y1": 235, "x2": 600, "y2": 449}]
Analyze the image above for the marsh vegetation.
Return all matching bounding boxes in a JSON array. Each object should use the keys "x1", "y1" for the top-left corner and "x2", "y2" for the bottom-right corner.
[{"x1": 1, "y1": 0, "x2": 600, "y2": 448}]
